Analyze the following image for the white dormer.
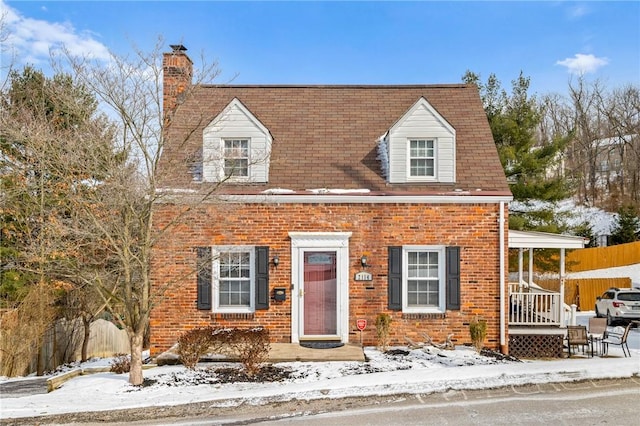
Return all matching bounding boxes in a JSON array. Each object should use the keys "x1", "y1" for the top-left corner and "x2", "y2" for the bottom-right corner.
[
  {"x1": 202, "y1": 98, "x2": 272, "y2": 183},
  {"x1": 381, "y1": 97, "x2": 456, "y2": 184}
]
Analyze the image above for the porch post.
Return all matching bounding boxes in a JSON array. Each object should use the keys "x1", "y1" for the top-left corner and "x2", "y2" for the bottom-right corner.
[
  {"x1": 528, "y1": 248, "x2": 534, "y2": 286},
  {"x1": 518, "y1": 248, "x2": 524, "y2": 292},
  {"x1": 560, "y1": 248, "x2": 566, "y2": 327}
]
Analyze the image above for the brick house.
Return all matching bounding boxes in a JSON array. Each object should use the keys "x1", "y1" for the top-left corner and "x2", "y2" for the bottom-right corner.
[{"x1": 150, "y1": 45, "x2": 513, "y2": 356}]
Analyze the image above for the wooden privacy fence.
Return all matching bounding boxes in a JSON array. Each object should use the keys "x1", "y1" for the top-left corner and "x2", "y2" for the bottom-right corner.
[
  {"x1": 31, "y1": 318, "x2": 130, "y2": 373},
  {"x1": 536, "y1": 277, "x2": 631, "y2": 311},
  {"x1": 567, "y1": 241, "x2": 640, "y2": 272}
]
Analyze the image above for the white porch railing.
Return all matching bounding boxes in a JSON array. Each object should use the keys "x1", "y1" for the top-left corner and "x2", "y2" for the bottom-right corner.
[{"x1": 509, "y1": 282, "x2": 562, "y2": 326}]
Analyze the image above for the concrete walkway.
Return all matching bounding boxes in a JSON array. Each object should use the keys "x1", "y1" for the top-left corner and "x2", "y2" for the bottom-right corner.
[{"x1": 157, "y1": 342, "x2": 366, "y2": 365}]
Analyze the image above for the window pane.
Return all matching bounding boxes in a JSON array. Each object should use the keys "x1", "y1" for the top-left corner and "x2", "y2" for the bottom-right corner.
[
  {"x1": 224, "y1": 139, "x2": 249, "y2": 177},
  {"x1": 417, "y1": 292, "x2": 428, "y2": 305},
  {"x1": 408, "y1": 264, "x2": 418, "y2": 277},
  {"x1": 406, "y1": 249, "x2": 440, "y2": 308},
  {"x1": 407, "y1": 292, "x2": 418, "y2": 305},
  {"x1": 240, "y1": 292, "x2": 250, "y2": 305},
  {"x1": 229, "y1": 293, "x2": 240, "y2": 305},
  {"x1": 428, "y1": 265, "x2": 438, "y2": 278},
  {"x1": 406, "y1": 279, "x2": 440, "y2": 307},
  {"x1": 218, "y1": 251, "x2": 251, "y2": 308},
  {"x1": 409, "y1": 139, "x2": 435, "y2": 177}
]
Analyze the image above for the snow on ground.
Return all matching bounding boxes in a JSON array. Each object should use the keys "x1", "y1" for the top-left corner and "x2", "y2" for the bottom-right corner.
[
  {"x1": 1, "y1": 311, "x2": 639, "y2": 420},
  {"x1": 567, "y1": 264, "x2": 640, "y2": 288},
  {"x1": 510, "y1": 199, "x2": 616, "y2": 237},
  {"x1": 554, "y1": 199, "x2": 616, "y2": 236},
  {"x1": 2, "y1": 256, "x2": 639, "y2": 420}
]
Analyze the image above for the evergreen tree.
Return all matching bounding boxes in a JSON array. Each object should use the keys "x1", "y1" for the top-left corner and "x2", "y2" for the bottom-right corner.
[
  {"x1": 610, "y1": 205, "x2": 640, "y2": 245},
  {"x1": 0, "y1": 65, "x2": 121, "y2": 374},
  {"x1": 0, "y1": 66, "x2": 115, "y2": 308},
  {"x1": 572, "y1": 221, "x2": 599, "y2": 248},
  {"x1": 463, "y1": 71, "x2": 571, "y2": 232}
]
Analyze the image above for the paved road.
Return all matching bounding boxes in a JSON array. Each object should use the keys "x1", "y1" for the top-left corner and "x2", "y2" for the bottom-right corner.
[
  {"x1": 16, "y1": 377, "x2": 637, "y2": 426},
  {"x1": 258, "y1": 377, "x2": 640, "y2": 425}
]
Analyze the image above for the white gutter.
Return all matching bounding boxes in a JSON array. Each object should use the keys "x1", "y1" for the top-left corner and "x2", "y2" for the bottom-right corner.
[
  {"x1": 174, "y1": 194, "x2": 514, "y2": 204},
  {"x1": 499, "y1": 201, "x2": 506, "y2": 353}
]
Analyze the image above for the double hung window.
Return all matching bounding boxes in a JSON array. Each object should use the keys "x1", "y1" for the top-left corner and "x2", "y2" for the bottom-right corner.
[
  {"x1": 214, "y1": 247, "x2": 255, "y2": 312},
  {"x1": 409, "y1": 139, "x2": 435, "y2": 178},
  {"x1": 402, "y1": 246, "x2": 445, "y2": 313},
  {"x1": 224, "y1": 139, "x2": 249, "y2": 177}
]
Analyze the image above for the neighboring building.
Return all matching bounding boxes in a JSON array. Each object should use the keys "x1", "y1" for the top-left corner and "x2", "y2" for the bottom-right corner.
[{"x1": 150, "y1": 45, "x2": 513, "y2": 356}]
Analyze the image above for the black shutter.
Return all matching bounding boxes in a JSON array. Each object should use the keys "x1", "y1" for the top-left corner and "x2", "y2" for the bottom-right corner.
[
  {"x1": 446, "y1": 246, "x2": 461, "y2": 310},
  {"x1": 255, "y1": 246, "x2": 269, "y2": 310},
  {"x1": 196, "y1": 247, "x2": 212, "y2": 310},
  {"x1": 388, "y1": 246, "x2": 402, "y2": 310}
]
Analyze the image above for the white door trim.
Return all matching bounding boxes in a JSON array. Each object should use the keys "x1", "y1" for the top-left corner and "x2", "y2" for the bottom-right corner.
[{"x1": 289, "y1": 232, "x2": 351, "y2": 343}]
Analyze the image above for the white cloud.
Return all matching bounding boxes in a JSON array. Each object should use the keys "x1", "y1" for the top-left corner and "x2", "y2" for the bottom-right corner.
[
  {"x1": 556, "y1": 53, "x2": 609, "y2": 75},
  {"x1": 567, "y1": 4, "x2": 589, "y2": 19},
  {"x1": 0, "y1": 0, "x2": 110, "y2": 68}
]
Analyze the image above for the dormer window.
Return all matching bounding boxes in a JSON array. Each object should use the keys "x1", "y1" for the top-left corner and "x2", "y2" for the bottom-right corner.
[
  {"x1": 202, "y1": 98, "x2": 272, "y2": 183},
  {"x1": 382, "y1": 97, "x2": 455, "y2": 184},
  {"x1": 224, "y1": 139, "x2": 249, "y2": 177},
  {"x1": 409, "y1": 139, "x2": 435, "y2": 178}
]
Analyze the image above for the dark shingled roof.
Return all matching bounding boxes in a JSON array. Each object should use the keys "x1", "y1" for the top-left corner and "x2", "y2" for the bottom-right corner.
[{"x1": 159, "y1": 84, "x2": 510, "y2": 195}]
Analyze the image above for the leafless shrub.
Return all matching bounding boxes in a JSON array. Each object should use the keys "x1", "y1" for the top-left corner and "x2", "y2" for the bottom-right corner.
[
  {"x1": 175, "y1": 326, "x2": 270, "y2": 375},
  {"x1": 226, "y1": 327, "x2": 271, "y2": 377},
  {"x1": 110, "y1": 353, "x2": 130, "y2": 374},
  {"x1": 176, "y1": 326, "x2": 225, "y2": 369}
]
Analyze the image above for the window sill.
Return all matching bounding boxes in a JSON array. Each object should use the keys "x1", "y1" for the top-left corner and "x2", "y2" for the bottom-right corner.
[
  {"x1": 210, "y1": 312, "x2": 255, "y2": 321},
  {"x1": 402, "y1": 312, "x2": 446, "y2": 320}
]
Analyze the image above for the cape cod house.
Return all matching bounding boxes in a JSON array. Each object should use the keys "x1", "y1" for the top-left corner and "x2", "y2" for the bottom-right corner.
[{"x1": 149, "y1": 45, "x2": 513, "y2": 356}]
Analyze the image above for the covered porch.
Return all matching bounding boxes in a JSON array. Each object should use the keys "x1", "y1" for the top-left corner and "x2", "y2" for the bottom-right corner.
[
  {"x1": 507, "y1": 230, "x2": 588, "y2": 357},
  {"x1": 508, "y1": 230, "x2": 588, "y2": 327}
]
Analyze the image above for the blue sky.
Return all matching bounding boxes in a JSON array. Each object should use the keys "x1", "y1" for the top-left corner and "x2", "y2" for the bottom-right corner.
[{"x1": 1, "y1": 1, "x2": 639, "y2": 96}]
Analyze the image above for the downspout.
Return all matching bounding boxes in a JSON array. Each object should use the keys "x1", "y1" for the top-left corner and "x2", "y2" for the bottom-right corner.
[
  {"x1": 499, "y1": 201, "x2": 507, "y2": 354},
  {"x1": 560, "y1": 248, "x2": 566, "y2": 327}
]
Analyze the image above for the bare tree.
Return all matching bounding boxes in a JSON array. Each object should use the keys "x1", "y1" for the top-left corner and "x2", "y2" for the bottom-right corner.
[
  {"x1": 598, "y1": 85, "x2": 640, "y2": 207},
  {"x1": 59, "y1": 38, "x2": 222, "y2": 385},
  {"x1": 539, "y1": 77, "x2": 640, "y2": 213}
]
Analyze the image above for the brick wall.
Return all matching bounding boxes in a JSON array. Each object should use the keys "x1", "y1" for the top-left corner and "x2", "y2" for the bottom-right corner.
[
  {"x1": 162, "y1": 47, "x2": 192, "y2": 122},
  {"x1": 150, "y1": 201, "x2": 508, "y2": 355}
]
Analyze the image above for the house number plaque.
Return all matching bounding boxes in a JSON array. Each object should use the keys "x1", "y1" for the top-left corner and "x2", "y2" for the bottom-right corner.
[{"x1": 354, "y1": 271, "x2": 372, "y2": 281}]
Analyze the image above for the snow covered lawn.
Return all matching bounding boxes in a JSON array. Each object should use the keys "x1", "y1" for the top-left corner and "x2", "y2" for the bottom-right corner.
[{"x1": 1, "y1": 313, "x2": 639, "y2": 421}]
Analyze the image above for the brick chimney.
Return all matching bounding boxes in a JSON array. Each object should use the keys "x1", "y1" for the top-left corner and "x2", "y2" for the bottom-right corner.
[{"x1": 163, "y1": 44, "x2": 193, "y2": 123}]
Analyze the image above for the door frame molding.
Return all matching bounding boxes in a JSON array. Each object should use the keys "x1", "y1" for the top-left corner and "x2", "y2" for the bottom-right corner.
[{"x1": 289, "y1": 232, "x2": 351, "y2": 343}]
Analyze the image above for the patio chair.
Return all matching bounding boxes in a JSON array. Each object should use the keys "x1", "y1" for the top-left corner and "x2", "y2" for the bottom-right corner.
[
  {"x1": 588, "y1": 317, "x2": 608, "y2": 356},
  {"x1": 602, "y1": 323, "x2": 632, "y2": 357},
  {"x1": 567, "y1": 325, "x2": 591, "y2": 357}
]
